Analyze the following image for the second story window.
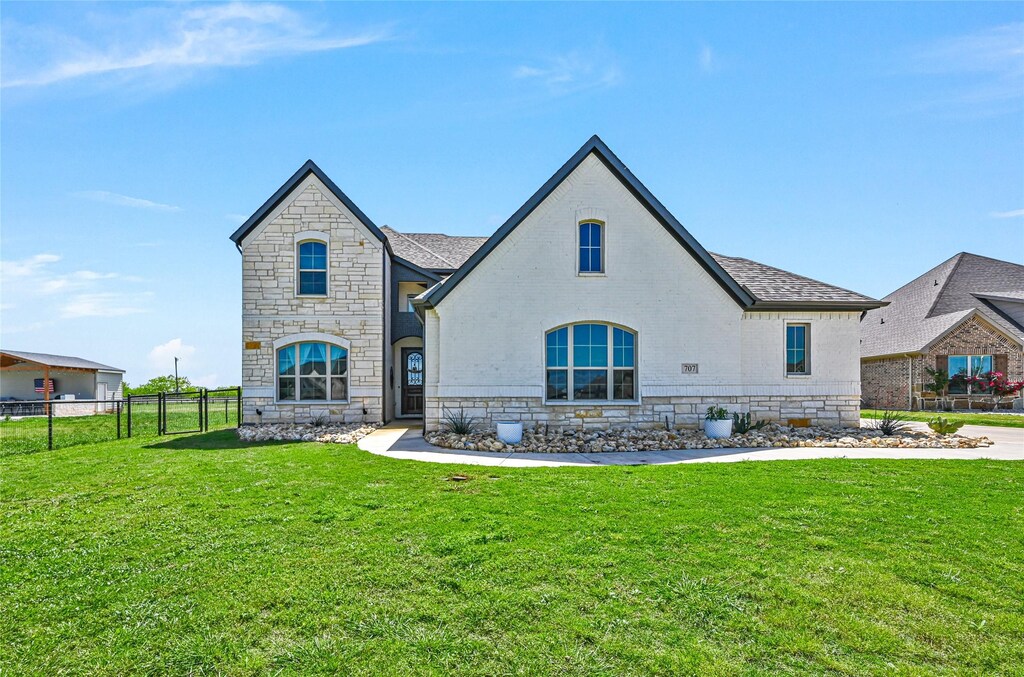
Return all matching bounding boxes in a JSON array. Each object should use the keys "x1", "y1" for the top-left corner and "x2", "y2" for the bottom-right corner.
[
  {"x1": 297, "y1": 241, "x2": 327, "y2": 296},
  {"x1": 579, "y1": 221, "x2": 604, "y2": 274}
]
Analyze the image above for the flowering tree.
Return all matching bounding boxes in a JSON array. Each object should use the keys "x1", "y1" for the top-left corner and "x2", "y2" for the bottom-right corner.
[{"x1": 968, "y1": 371, "x2": 1024, "y2": 409}]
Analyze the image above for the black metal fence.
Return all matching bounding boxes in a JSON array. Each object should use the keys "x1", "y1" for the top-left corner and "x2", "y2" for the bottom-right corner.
[{"x1": 0, "y1": 387, "x2": 241, "y2": 455}]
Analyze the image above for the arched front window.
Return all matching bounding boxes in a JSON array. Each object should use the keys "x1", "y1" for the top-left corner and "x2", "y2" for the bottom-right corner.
[
  {"x1": 278, "y1": 341, "x2": 348, "y2": 401},
  {"x1": 545, "y1": 323, "x2": 636, "y2": 401},
  {"x1": 297, "y1": 241, "x2": 327, "y2": 295}
]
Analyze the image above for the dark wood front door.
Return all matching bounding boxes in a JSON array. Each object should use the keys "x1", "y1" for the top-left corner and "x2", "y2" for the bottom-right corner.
[{"x1": 401, "y1": 348, "x2": 424, "y2": 416}]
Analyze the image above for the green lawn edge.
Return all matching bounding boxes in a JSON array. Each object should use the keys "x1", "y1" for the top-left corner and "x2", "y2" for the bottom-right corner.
[{"x1": 861, "y1": 408, "x2": 1024, "y2": 428}]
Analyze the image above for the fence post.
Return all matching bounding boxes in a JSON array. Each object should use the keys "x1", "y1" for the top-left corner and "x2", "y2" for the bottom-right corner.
[
  {"x1": 201, "y1": 389, "x2": 206, "y2": 432},
  {"x1": 158, "y1": 392, "x2": 164, "y2": 435},
  {"x1": 117, "y1": 400, "x2": 122, "y2": 439},
  {"x1": 237, "y1": 387, "x2": 242, "y2": 427},
  {"x1": 127, "y1": 394, "x2": 132, "y2": 438},
  {"x1": 47, "y1": 404, "x2": 54, "y2": 451}
]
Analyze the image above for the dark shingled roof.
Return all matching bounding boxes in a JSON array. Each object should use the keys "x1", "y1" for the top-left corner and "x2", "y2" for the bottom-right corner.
[
  {"x1": 381, "y1": 226, "x2": 488, "y2": 271},
  {"x1": 709, "y1": 254, "x2": 879, "y2": 306},
  {"x1": 860, "y1": 252, "x2": 1024, "y2": 359},
  {"x1": 0, "y1": 349, "x2": 124, "y2": 372}
]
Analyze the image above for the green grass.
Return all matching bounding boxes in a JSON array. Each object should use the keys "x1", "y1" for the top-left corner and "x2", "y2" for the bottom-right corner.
[
  {"x1": 0, "y1": 401, "x2": 239, "y2": 456},
  {"x1": 2, "y1": 432, "x2": 1022, "y2": 675},
  {"x1": 862, "y1": 408, "x2": 1024, "y2": 428}
]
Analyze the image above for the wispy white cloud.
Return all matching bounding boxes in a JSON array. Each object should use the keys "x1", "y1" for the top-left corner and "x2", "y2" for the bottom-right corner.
[
  {"x1": 1, "y1": 253, "x2": 150, "y2": 318},
  {"x1": 698, "y1": 45, "x2": 716, "y2": 74},
  {"x1": 991, "y1": 208, "x2": 1024, "y2": 218},
  {"x1": 907, "y1": 22, "x2": 1024, "y2": 113},
  {"x1": 2, "y1": 3, "x2": 390, "y2": 89},
  {"x1": 226, "y1": 213, "x2": 249, "y2": 225},
  {"x1": 74, "y1": 190, "x2": 180, "y2": 211},
  {"x1": 514, "y1": 51, "x2": 621, "y2": 95},
  {"x1": 60, "y1": 292, "x2": 152, "y2": 318}
]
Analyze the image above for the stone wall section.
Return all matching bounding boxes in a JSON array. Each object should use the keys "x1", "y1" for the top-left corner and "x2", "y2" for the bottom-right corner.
[
  {"x1": 426, "y1": 395, "x2": 860, "y2": 432},
  {"x1": 240, "y1": 178, "x2": 385, "y2": 424}
]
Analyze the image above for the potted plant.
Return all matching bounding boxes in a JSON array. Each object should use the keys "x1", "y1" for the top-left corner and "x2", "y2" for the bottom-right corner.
[
  {"x1": 704, "y1": 405, "x2": 732, "y2": 439},
  {"x1": 495, "y1": 420, "x2": 523, "y2": 445}
]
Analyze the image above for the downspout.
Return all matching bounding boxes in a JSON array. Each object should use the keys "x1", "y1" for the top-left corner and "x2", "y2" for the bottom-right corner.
[{"x1": 904, "y1": 353, "x2": 915, "y2": 411}]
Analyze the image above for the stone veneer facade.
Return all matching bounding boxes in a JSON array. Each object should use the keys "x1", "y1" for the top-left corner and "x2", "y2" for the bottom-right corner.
[
  {"x1": 426, "y1": 395, "x2": 860, "y2": 432},
  {"x1": 240, "y1": 178, "x2": 386, "y2": 424},
  {"x1": 861, "y1": 315, "x2": 1023, "y2": 410}
]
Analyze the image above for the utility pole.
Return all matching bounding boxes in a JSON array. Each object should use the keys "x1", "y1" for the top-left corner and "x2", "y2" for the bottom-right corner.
[{"x1": 174, "y1": 356, "x2": 180, "y2": 393}]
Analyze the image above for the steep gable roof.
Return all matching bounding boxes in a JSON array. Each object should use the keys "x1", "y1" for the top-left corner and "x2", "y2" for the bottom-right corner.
[
  {"x1": 421, "y1": 135, "x2": 756, "y2": 309},
  {"x1": 229, "y1": 160, "x2": 387, "y2": 248},
  {"x1": 861, "y1": 252, "x2": 1024, "y2": 358}
]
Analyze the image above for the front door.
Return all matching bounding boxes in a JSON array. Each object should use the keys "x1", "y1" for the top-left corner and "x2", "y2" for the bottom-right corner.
[{"x1": 401, "y1": 348, "x2": 424, "y2": 416}]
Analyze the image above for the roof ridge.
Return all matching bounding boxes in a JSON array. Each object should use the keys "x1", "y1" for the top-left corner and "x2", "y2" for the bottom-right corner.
[
  {"x1": 384, "y1": 227, "x2": 456, "y2": 268},
  {"x1": 924, "y1": 252, "x2": 966, "y2": 318}
]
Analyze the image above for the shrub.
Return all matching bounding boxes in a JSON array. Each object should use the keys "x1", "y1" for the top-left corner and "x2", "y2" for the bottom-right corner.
[
  {"x1": 705, "y1": 406, "x2": 730, "y2": 421},
  {"x1": 733, "y1": 412, "x2": 768, "y2": 434},
  {"x1": 928, "y1": 416, "x2": 965, "y2": 435},
  {"x1": 869, "y1": 410, "x2": 909, "y2": 436},
  {"x1": 442, "y1": 408, "x2": 476, "y2": 435},
  {"x1": 309, "y1": 413, "x2": 330, "y2": 427}
]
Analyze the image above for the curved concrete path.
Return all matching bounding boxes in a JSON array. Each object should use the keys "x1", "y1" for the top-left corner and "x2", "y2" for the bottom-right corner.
[{"x1": 358, "y1": 422, "x2": 1023, "y2": 468}]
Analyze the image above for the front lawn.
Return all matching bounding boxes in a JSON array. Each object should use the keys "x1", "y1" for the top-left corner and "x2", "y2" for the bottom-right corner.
[
  {"x1": 2, "y1": 432, "x2": 1021, "y2": 674},
  {"x1": 862, "y1": 408, "x2": 1024, "y2": 428}
]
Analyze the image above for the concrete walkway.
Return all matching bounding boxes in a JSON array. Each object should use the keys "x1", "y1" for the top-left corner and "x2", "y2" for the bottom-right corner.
[{"x1": 357, "y1": 422, "x2": 1024, "y2": 468}]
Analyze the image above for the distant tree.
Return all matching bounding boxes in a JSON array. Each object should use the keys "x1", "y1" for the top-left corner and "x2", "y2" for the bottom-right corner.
[{"x1": 124, "y1": 374, "x2": 193, "y2": 395}]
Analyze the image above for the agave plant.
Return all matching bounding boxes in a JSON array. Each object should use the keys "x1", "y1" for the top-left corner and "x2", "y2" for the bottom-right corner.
[
  {"x1": 442, "y1": 407, "x2": 477, "y2": 435},
  {"x1": 868, "y1": 410, "x2": 909, "y2": 436}
]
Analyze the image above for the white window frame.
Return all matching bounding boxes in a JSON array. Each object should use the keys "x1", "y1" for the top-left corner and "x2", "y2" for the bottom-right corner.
[
  {"x1": 273, "y1": 333, "x2": 350, "y2": 404},
  {"x1": 295, "y1": 233, "x2": 329, "y2": 297},
  {"x1": 576, "y1": 220, "x2": 606, "y2": 276},
  {"x1": 947, "y1": 354, "x2": 994, "y2": 395},
  {"x1": 544, "y1": 322, "x2": 638, "y2": 404},
  {"x1": 784, "y1": 322, "x2": 811, "y2": 377}
]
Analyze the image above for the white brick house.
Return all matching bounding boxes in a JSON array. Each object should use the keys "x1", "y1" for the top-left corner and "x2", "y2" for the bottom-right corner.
[{"x1": 231, "y1": 136, "x2": 883, "y2": 430}]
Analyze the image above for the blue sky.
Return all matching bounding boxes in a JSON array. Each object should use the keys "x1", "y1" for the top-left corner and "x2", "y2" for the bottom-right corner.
[{"x1": 2, "y1": 2, "x2": 1022, "y2": 387}]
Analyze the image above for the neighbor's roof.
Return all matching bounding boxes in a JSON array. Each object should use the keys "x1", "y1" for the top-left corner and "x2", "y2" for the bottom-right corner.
[
  {"x1": 382, "y1": 226, "x2": 488, "y2": 271},
  {"x1": 0, "y1": 350, "x2": 124, "y2": 372},
  {"x1": 860, "y1": 252, "x2": 1024, "y2": 359}
]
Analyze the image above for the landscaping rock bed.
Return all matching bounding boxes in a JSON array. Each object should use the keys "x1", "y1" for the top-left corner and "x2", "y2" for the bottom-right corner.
[
  {"x1": 238, "y1": 423, "x2": 378, "y2": 444},
  {"x1": 425, "y1": 423, "x2": 992, "y2": 453}
]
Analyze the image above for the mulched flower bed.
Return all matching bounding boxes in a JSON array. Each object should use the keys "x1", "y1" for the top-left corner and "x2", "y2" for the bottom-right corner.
[
  {"x1": 238, "y1": 423, "x2": 378, "y2": 444},
  {"x1": 425, "y1": 423, "x2": 992, "y2": 453}
]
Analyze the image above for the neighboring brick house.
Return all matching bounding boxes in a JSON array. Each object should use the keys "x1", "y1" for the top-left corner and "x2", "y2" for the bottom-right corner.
[
  {"x1": 860, "y1": 253, "x2": 1024, "y2": 409},
  {"x1": 231, "y1": 136, "x2": 883, "y2": 430}
]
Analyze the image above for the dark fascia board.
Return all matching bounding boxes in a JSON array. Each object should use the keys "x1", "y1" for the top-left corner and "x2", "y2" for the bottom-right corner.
[
  {"x1": 392, "y1": 256, "x2": 442, "y2": 282},
  {"x1": 747, "y1": 300, "x2": 890, "y2": 312},
  {"x1": 978, "y1": 298, "x2": 1024, "y2": 334},
  {"x1": 421, "y1": 135, "x2": 755, "y2": 308},
  {"x1": 229, "y1": 160, "x2": 389, "y2": 251}
]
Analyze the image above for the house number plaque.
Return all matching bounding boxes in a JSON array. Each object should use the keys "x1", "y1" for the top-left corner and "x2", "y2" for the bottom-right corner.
[{"x1": 681, "y1": 363, "x2": 699, "y2": 374}]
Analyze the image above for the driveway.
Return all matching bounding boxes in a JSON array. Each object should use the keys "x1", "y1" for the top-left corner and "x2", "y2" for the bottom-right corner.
[{"x1": 358, "y1": 423, "x2": 1024, "y2": 468}]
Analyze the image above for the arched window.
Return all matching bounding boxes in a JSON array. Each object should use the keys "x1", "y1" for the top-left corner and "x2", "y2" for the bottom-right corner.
[
  {"x1": 545, "y1": 323, "x2": 636, "y2": 401},
  {"x1": 578, "y1": 221, "x2": 604, "y2": 273},
  {"x1": 277, "y1": 341, "x2": 348, "y2": 401},
  {"x1": 297, "y1": 241, "x2": 327, "y2": 295}
]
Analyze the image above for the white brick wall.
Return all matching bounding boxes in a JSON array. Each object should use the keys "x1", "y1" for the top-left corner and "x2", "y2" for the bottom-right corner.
[
  {"x1": 424, "y1": 154, "x2": 862, "y2": 430},
  {"x1": 240, "y1": 176, "x2": 385, "y2": 424}
]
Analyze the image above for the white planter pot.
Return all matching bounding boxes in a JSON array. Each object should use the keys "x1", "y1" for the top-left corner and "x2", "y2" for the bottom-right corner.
[
  {"x1": 704, "y1": 418, "x2": 733, "y2": 439},
  {"x1": 496, "y1": 421, "x2": 523, "y2": 445}
]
